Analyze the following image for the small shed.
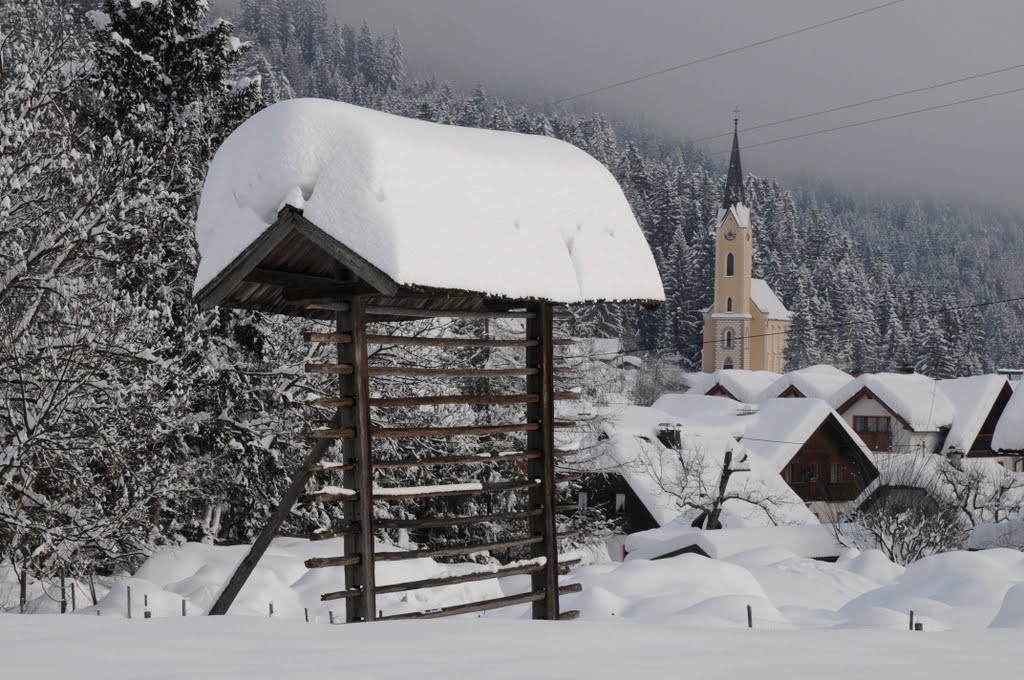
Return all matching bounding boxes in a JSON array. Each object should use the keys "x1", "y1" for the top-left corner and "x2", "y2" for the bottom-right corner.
[{"x1": 193, "y1": 99, "x2": 663, "y2": 622}]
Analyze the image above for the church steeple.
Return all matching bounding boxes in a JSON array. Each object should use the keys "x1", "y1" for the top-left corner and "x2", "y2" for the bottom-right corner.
[{"x1": 722, "y1": 115, "x2": 745, "y2": 208}]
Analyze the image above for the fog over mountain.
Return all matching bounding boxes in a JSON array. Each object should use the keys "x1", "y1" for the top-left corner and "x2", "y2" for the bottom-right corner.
[{"x1": 317, "y1": 0, "x2": 1024, "y2": 213}]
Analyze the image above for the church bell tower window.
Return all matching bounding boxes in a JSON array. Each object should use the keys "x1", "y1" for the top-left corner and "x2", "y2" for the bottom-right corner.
[{"x1": 726, "y1": 253, "x2": 735, "y2": 277}]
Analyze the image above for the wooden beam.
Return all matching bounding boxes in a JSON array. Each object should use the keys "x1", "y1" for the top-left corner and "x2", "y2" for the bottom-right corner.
[
  {"x1": 304, "y1": 332, "x2": 352, "y2": 344},
  {"x1": 310, "y1": 525, "x2": 356, "y2": 541},
  {"x1": 369, "y1": 393, "x2": 540, "y2": 408},
  {"x1": 305, "y1": 363, "x2": 354, "y2": 375},
  {"x1": 374, "y1": 508, "x2": 543, "y2": 530},
  {"x1": 527, "y1": 300, "x2": 560, "y2": 620},
  {"x1": 379, "y1": 590, "x2": 546, "y2": 621},
  {"x1": 367, "y1": 366, "x2": 538, "y2": 378},
  {"x1": 374, "y1": 536, "x2": 542, "y2": 562},
  {"x1": 303, "y1": 489, "x2": 358, "y2": 503},
  {"x1": 372, "y1": 451, "x2": 541, "y2": 470},
  {"x1": 559, "y1": 609, "x2": 581, "y2": 621},
  {"x1": 307, "y1": 397, "x2": 355, "y2": 408},
  {"x1": 366, "y1": 305, "x2": 536, "y2": 320},
  {"x1": 308, "y1": 428, "x2": 356, "y2": 440},
  {"x1": 370, "y1": 423, "x2": 539, "y2": 439},
  {"x1": 365, "y1": 335, "x2": 539, "y2": 349},
  {"x1": 375, "y1": 561, "x2": 546, "y2": 595},
  {"x1": 320, "y1": 589, "x2": 362, "y2": 602},
  {"x1": 304, "y1": 555, "x2": 361, "y2": 569},
  {"x1": 207, "y1": 414, "x2": 341, "y2": 616},
  {"x1": 373, "y1": 478, "x2": 541, "y2": 500},
  {"x1": 558, "y1": 583, "x2": 583, "y2": 595},
  {"x1": 246, "y1": 267, "x2": 342, "y2": 289},
  {"x1": 307, "y1": 461, "x2": 354, "y2": 472}
]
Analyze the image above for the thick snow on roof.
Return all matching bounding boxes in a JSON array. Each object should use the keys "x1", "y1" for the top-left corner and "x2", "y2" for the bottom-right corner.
[
  {"x1": 625, "y1": 523, "x2": 844, "y2": 561},
  {"x1": 194, "y1": 98, "x2": 664, "y2": 304},
  {"x1": 741, "y1": 398, "x2": 873, "y2": 473},
  {"x1": 830, "y1": 372, "x2": 955, "y2": 432},
  {"x1": 750, "y1": 279, "x2": 793, "y2": 320},
  {"x1": 993, "y1": 382, "x2": 1024, "y2": 452},
  {"x1": 759, "y1": 365, "x2": 854, "y2": 401},
  {"x1": 684, "y1": 370, "x2": 781, "y2": 403},
  {"x1": 938, "y1": 374, "x2": 1009, "y2": 453},
  {"x1": 715, "y1": 204, "x2": 751, "y2": 230}
]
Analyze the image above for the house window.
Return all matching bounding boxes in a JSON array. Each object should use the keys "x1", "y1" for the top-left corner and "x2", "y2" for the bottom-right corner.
[
  {"x1": 782, "y1": 464, "x2": 794, "y2": 483},
  {"x1": 804, "y1": 464, "x2": 818, "y2": 482},
  {"x1": 726, "y1": 253, "x2": 735, "y2": 277},
  {"x1": 724, "y1": 330, "x2": 734, "y2": 349},
  {"x1": 577, "y1": 492, "x2": 588, "y2": 509},
  {"x1": 614, "y1": 493, "x2": 626, "y2": 514},
  {"x1": 723, "y1": 357, "x2": 734, "y2": 370},
  {"x1": 830, "y1": 463, "x2": 844, "y2": 483},
  {"x1": 853, "y1": 416, "x2": 891, "y2": 433},
  {"x1": 726, "y1": 297, "x2": 733, "y2": 312}
]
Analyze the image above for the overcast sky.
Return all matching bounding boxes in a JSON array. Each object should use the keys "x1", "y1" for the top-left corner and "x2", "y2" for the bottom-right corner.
[{"x1": 318, "y1": 1, "x2": 1024, "y2": 211}]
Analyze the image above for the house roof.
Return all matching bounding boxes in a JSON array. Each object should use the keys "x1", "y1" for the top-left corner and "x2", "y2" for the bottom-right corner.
[
  {"x1": 684, "y1": 370, "x2": 781, "y2": 403},
  {"x1": 938, "y1": 374, "x2": 1011, "y2": 454},
  {"x1": 993, "y1": 383, "x2": 1024, "y2": 452},
  {"x1": 758, "y1": 365, "x2": 853, "y2": 401},
  {"x1": 830, "y1": 372, "x2": 955, "y2": 432},
  {"x1": 193, "y1": 98, "x2": 664, "y2": 307},
  {"x1": 750, "y1": 279, "x2": 793, "y2": 321}
]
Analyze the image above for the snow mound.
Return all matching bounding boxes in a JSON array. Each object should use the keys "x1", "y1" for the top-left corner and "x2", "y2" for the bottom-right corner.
[
  {"x1": 195, "y1": 98, "x2": 664, "y2": 304},
  {"x1": 989, "y1": 583, "x2": 1024, "y2": 628}
]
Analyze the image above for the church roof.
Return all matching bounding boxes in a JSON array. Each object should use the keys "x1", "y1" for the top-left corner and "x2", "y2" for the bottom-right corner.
[
  {"x1": 750, "y1": 279, "x2": 792, "y2": 320},
  {"x1": 722, "y1": 118, "x2": 745, "y2": 208}
]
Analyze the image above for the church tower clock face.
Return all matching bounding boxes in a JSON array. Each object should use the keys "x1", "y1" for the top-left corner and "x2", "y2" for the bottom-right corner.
[{"x1": 724, "y1": 230, "x2": 736, "y2": 241}]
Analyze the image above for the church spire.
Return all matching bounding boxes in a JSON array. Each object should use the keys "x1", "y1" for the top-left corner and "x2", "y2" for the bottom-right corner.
[{"x1": 722, "y1": 113, "x2": 745, "y2": 208}]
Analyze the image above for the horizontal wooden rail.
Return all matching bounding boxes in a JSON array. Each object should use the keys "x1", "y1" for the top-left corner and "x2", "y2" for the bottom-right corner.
[
  {"x1": 379, "y1": 590, "x2": 545, "y2": 621},
  {"x1": 307, "y1": 397, "x2": 355, "y2": 408},
  {"x1": 310, "y1": 525, "x2": 356, "y2": 541},
  {"x1": 553, "y1": 420, "x2": 577, "y2": 428},
  {"x1": 320, "y1": 588, "x2": 362, "y2": 602},
  {"x1": 375, "y1": 508, "x2": 543, "y2": 530},
  {"x1": 558, "y1": 583, "x2": 583, "y2": 596},
  {"x1": 554, "y1": 391, "x2": 582, "y2": 401},
  {"x1": 370, "y1": 393, "x2": 540, "y2": 408},
  {"x1": 303, "y1": 300, "x2": 351, "y2": 313},
  {"x1": 367, "y1": 305, "x2": 535, "y2": 320},
  {"x1": 375, "y1": 561, "x2": 546, "y2": 595},
  {"x1": 303, "y1": 331, "x2": 352, "y2": 344},
  {"x1": 366, "y1": 335, "x2": 539, "y2": 349},
  {"x1": 373, "y1": 451, "x2": 541, "y2": 469},
  {"x1": 304, "y1": 555, "x2": 360, "y2": 569},
  {"x1": 304, "y1": 489, "x2": 358, "y2": 503},
  {"x1": 305, "y1": 363, "x2": 354, "y2": 375},
  {"x1": 371, "y1": 423, "x2": 539, "y2": 439},
  {"x1": 559, "y1": 609, "x2": 581, "y2": 620},
  {"x1": 368, "y1": 366, "x2": 538, "y2": 378},
  {"x1": 307, "y1": 428, "x2": 356, "y2": 440},
  {"x1": 372, "y1": 478, "x2": 542, "y2": 500},
  {"x1": 306, "y1": 461, "x2": 354, "y2": 473},
  {"x1": 375, "y1": 536, "x2": 542, "y2": 562}
]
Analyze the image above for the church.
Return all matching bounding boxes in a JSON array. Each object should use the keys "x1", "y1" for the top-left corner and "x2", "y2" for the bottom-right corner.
[{"x1": 701, "y1": 120, "x2": 792, "y2": 373}]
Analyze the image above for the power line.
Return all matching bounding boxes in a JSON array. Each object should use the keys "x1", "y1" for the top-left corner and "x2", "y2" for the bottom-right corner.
[
  {"x1": 691, "y1": 61, "x2": 1024, "y2": 143},
  {"x1": 710, "y1": 83, "x2": 1024, "y2": 156},
  {"x1": 572, "y1": 293, "x2": 1024, "y2": 359},
  {"x1": 539, "y1": 0, "x2": 908, "y2": 109}
]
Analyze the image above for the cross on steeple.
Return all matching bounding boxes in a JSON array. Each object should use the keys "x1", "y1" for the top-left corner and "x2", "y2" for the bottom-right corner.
[{"x1": 722, "y1": 110, "x2": 745, "y2": 208}]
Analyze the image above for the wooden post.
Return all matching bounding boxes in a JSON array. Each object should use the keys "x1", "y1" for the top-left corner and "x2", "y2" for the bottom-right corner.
[
  {"x1": 304, "y1": 607, "x2": 309, "y2": 622},
  {"x1": 329, "y1": 610, "x2": 335, "y2": 625},
  {"x1": 339, "y1": 296, "x2": 376, "y2": 623},
  {"x1": 526, "y1": 301, "x2": 558, "y2": 620},
  {"x1": 144, "y1": 610, "x2": 152, "y2": 619},
  {"x1": 59, "y1": 567, "x2": 67, "y2": 614},
  {"x1": 89, "y1": 573, "x2": 97, "y2": 605},
  {"x1": 747, "y1": 604, "x2": 753, "y2": 628},
  {"x1": 182, "y1": 600, "x2": 187, "y2": 617},
  {"x1": 127, "y1": 585, "x2": 132, "y2": 620},
  {"x1": 909, "y1": 610, "x2": 914, "y2": 631},
  {"x1": 70, "y1": 580, "x2": 76, "y2": 612},
  {"x1": 19, "y1": 563, "x2": 27, "y2": 614},
  {"x1": 914, "y1": 622, "x2": 923, "y2": 631},
  {"x1": 207, "y1": 413, "x2": 341, "y2": 615},
  {"x1": 269, "y1": 602, "x2": 274, "y2": 618}
]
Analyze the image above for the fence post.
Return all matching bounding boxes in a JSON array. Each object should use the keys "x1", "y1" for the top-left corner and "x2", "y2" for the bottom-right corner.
[
  {"x1": 747, "y1": 604, "x2": 753, "y2": 629},
  {"x1": 127, "y1": 585, "x2": 132, "y2": 620},
  {"x1": 329, "y1": 611, "x2": 335, "y2": 625},
  {"x1": 915, "y1": 622, "x2": 923, "y2": 631},
  {"x1": 909, "y1": 610, "x2": 914, "y2": 631},
  {"x1": 60, "y1": 567, "x2": 67, "y2": 614},
  {"x1": 269, "y1": 602, "x2": 274, "y2": 618},
  {"x1": 182, "y1": 599, "x2": 187, "y2": 617},
  {"x1": 70, "y1": 581, "x2": 77, "y2": 612},
  {"x1": 304, "y1": 608, "x2": 309, "y2": 623},
  {"x1": 89, "y1": 573, "x2": 98, "y2": 606}
]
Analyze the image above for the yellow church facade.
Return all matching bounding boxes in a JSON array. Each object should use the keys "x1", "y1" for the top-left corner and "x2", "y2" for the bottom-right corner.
[{"x1": 701, "y1": 122, "x2": 791, "y2": 373}]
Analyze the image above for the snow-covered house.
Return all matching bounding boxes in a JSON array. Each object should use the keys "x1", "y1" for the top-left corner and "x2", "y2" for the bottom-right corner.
[
  {"x1": 757, "y1": 364, "x2": 854, "y2": 401},
  {"x1": 938, "y1": 374, "x2": 1015, "y2": 466},
  {"x1": 829, "y1": 373, "x2": 955, "y2": 455},
  {"x1": 992, "y1": 385, "x2": 1024, "y2": 468},
  {"x1": 683, "y1": 369, "x2": 781, "y2": 403}
]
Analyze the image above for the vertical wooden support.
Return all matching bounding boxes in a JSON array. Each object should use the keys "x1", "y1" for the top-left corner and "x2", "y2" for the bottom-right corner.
[
  {"x1": 526, "y1": 301, "x2": 559, "y2": 620},
  {"x1": 338, "y1": 296, "x2": 376, "y2": 622}
]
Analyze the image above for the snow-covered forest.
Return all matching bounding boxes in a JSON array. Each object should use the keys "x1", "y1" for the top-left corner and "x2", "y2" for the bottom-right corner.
[{"x1": 3, "y1": 0, "x2": 1024, "y2": 585}]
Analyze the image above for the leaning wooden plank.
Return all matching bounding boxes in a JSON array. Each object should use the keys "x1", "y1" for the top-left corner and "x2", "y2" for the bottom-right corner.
[
  {"x1": 558, "y1": 610, "x2": 581, "y2": 620},
  {"x1": 303, "y1": 331, "x2": 353, "y2": 344},
  {"x1": 305, "y1": 555, "x2": 361, "y2": 569},
  {"x1": 302, "y1": 300, "x2": 351, "y2": 312},
  {"x1": 367, "y1": 366, "x2": 538, "y2": 378},
  {"x1": 372, "y1": 478, "x2": 541, "y2": 500},
  {"x1": 371, "y1": 423, "x2": 539, "y2": 438},
  {"x1": 372, "y1": 451, "x2": 541, "y2": 470},
  {"x1": 305, "y1": 362, "x2": 354, "y2": 375},
  {"x1": 376, "y1": 561, "x2": 547, "y2": 595},
  {"x1": 365, "y1": 335, "x2": 539, "y2": 349},
  {"x1": 319, "y1": 588, "x2": 363, "y2": 602},
  {"x1": 378, "y1": 590, "x2": 546, "y2": 621},
  {"x1": 366, "y1": 305, "x2": 535, "y2": 320},
  {"x1": 375, "y1": 508, "x2": 543, "y2": 530},
  {"x1": 369, "y1": 393, "x2": 541, "y2": 408},
  {"x1": 374, "y1": 536, "x2": 542, "y2": 562},
  {"x1": 207, "y1": 415, "x2": 341, "y2": 615},
  {"x1": 308, "y1": 428, "x2": 356, "y2": 440}
]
